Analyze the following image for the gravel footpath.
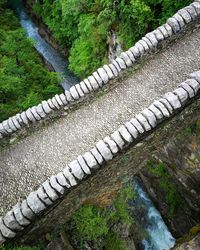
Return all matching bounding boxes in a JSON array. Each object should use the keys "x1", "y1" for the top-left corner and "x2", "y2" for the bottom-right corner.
[{"x1": 1, "y1": 28, "x2": 200, "y2": 215}]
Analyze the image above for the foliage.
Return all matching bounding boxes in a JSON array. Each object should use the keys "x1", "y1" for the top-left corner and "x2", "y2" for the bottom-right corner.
[
  {"x1": 176, "y1": 224, "x2": 200, "y2": 244},
  {"x1": 0, "y1": 2, "x2": 60, "y2": 122},
  {"x1": 189, "y1": 119, "x2": 200, "y2": 142},
  {"x1": 177, "y1": 119, "x2": 200, "y2": 142},
  {"x1": 69, "y1": 182, "x2": 135, "y2": 248},
  {"x1": 0, "y1": 246, "x2": 42, "y2": 250},
  {"x1": 146, "y1": 160, "x2": 185, "y2": 216},
  {"x1": 28, "y1": 0, "x2": 193, "y2": 78},
  {"x1": 70, "y1": 205, "x2": 109, "y2": 243},
  {"x1": 104, "y1": 231, "x2": 125, "y2": 250},
  {"x1": 112, "y1": 185, "x2": 135, "y2": 224}
]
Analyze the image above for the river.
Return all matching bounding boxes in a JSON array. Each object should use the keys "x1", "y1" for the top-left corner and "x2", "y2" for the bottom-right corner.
[
  {"x1": 133, "y1": 179, "x2": 175, "y2": 250},
  {"x1": 10, "y1": 0, "x2": 79, "y2": 90}
]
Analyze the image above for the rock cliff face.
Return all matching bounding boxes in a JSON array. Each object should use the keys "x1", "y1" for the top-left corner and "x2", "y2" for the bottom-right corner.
[
  {"x1": 138, "y1": 119, "x2": 200, "y2": 238},
  {"x1": 107, "y1": 30, "x2": 122, "y2": 62},
  {"x1": 173, "y1": 233, "x2": 200, "y2": 250}
]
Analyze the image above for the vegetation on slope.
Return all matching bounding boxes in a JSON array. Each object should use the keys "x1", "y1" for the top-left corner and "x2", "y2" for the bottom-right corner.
[
  {"x1": 66, "y1": 183, "x2": 146, "y2": 249},
  {"x1": 146, "y1": 160, "x2": 186, "y2": 216},
  {"x1": 0, "y1": 0, "x2": 60, "y2": 122},
  {"x1": 0, "y1": 183, "x2": 142, "y2": 250},
  {"x1": 29, "y1": 0, "x2": 192, "y2": 78},
  {"x1": 0, "y1": 247, "x2": 42, "y2": 250}
]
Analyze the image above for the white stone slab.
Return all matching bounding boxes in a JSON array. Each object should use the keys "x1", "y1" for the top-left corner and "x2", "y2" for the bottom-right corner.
[
  {"x1": 37, "y1": 186, "x2": 53, "y2": 206},
  {"x1": 148, "y1": 104, "x2": 163, "y2": 120},
  {"x1": 69, "y1": 160, "x2": 84, "y2": 180},
  {"x1": 90, "y1": 148, "x2": 104, "y2": 165},
  {"x1": 83, "y1": 152, "x2": 99, "y2": 169},
  {"x1": 97, "y1": 67, "x2": 109, "y2": 84},
  {"x1": 88, "y1": 75, "x2": 99, "y2": 90},
  {"x1": 70, "y1": 86, "x2": 79, "y2": 100},
  {"x1": 42, "y1": 101, "x2": 52, "y2": 114},
  {"x1": 63, "y1": 166, "x2": 78, "y2": 186},
  {"x1": 26, "y1": 191, "x2": 46, "y2": 214},
  {"x1": 13, "y1": 202, "x2": 31, "y2": 226},
  {"x1": 130, "y1": 118, "x2": 144, "y2": 134},
  {"x1": 135, "y1": 113, "x2": 151, "y2": 131},
  {"x1": 118, "y1": 125, "x2": 133, "y2": 143},
  {"x1": 178, "y1": 9, "x2": 192, "y2": 23},
  {"x1": 103, "y1": 64, "x2": 115, "y2": 79},
  {"x1": 153, "y1": 100, "x2": 170, "y2": 117},
  {"x1": 0, "y1": 217, "x2": 16, "y2": 238},
  {"x1": 93, "y1": 72, "x2": 103, "y2": 86},
  {"x1": 115, "y1": 57, "x2": 126, "y2": 69},
  {"x1": 141, "y1": 108, "x2": 157, "y2": 128},
  {"x1": 179, "y1": 81, "x2": 195, "y2": 98},
  {"x1": 21, "y1": 200, "x2": 35, "y2": 220},
  {"x1": 4, "y1": 211, "x2": 24, "y2": 231},
  {"x1": 77, "y1": 155, "x2": 91, "y2": 175},
  {"x1": 56, "y1": 172, "x2": 71, "y2": 188},
  {"x1": 163, "y1": 92, "x2": 182, "y2": 109},
  {"x1": 42, "y1": 180, "x2": 59, "y2": 201},
  {"x1": 50, "y1": 176, "x2": 65, "y2": 194},
  {"x1": 125, "y1": 122, "x2": 139, "y2": 139},
  {"x1": 173, "y1": 87, "x2": 188, "y2": 104},
  {"x1": 103, "y1": 136, "x2": 119, "y2": 154},
  {"x1": 80, "y1": 81, "x2": 90, "y2": 94}
]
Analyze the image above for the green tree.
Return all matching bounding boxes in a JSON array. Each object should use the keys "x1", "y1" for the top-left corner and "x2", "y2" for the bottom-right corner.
[
  {"x1": 0, "y1": 2, "x2": 60, "y2": 122},
  {"x1": 28, "y1": 0, "x2": 193, "y2": 78}
]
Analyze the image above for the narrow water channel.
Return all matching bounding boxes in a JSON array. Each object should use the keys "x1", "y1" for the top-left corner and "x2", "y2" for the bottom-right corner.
[
  {"x1": 133, "y1": 179, "x2": 175, "y2": 250},
  {"x1": 10, "y1": 0, "x2": 79, "y2": 90}
]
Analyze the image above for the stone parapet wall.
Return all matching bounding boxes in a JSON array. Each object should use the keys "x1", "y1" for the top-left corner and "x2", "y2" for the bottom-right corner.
[
  {"x1": 1, "y1": 1, "x2": 200, "y2": 139},
  {"x1": 0, "y1": 69, "x2": 200, "y2": 245}
]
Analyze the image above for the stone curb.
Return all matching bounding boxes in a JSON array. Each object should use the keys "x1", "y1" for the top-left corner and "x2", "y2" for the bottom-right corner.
[
  {"x1": 0, "y1": 1, "x2": 200, "y2": 139},
  {"x1": 0, "y1": 70, "x2": 200, "y2": 244}
]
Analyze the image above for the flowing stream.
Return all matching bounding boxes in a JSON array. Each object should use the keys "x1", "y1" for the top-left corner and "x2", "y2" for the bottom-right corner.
[
  {"x1": 133, "y1": 179, "x2": 176, "y2": 250},
  {"x1": 10, "y1": 0, "x2": 79, "y2": 90}
]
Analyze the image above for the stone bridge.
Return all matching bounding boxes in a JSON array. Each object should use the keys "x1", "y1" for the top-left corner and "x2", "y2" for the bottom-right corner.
[{"x1": 0, "y1": 1, "x2": 200, "y2": 245}]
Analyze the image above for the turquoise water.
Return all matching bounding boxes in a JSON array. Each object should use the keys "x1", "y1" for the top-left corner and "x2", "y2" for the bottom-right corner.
[
  {"x1": 133, "y1": 180, "x2": 175, "y2": 250},
  {"x1": 10, "y1": 0, "x2": 79, "y2": 90}
]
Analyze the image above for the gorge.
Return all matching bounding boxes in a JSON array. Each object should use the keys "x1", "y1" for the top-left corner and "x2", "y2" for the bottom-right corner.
[
  {"x1": 0, "y1": 0, "x2": 200, "y2": 249},
  {"x1": 10, "y1": 0, "x2": 78, "y2": 90}
]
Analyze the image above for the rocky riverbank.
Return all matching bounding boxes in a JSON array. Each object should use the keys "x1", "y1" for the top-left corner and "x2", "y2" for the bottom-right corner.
[
  {"x1": 174, "y1": 234, "x2": 200, "y2": 250},
  {"x1": 136, "y1": 119, "x2": 200, "y2": 248}
]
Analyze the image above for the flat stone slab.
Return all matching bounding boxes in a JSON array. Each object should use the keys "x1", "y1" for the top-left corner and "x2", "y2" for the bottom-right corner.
[
  {"x1": 96, "y1": 140, "x2": 113, "y2": 161},
  {"x1": 83, "y1": 152, "x2": 98, "y2": 169},
  {"x1": 26, "y1": 192, "x2": 46, "y2": 214},
  {"x1": 42, "y1": 181, "x2": 59, "y2": 201},
  {"x1": 68, "y1": 160, "x2": 84, "y2": 180},
  {"x1": 3, "y1": 211, "x2": 24, "y2": 231},
  {"x1": 13, "y1": 202, "x2": 31, "y2": 227},
  {"x1": 63, "y1": 167, "x2": 77, "y2": 186},
  {"x1": 0, "y1": 218, "x2": 16, "y2": 238}
]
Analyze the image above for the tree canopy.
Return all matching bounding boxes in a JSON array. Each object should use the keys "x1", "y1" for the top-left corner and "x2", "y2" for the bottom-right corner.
[
  {"x1": 0, "y1": 1, "x2": 60, "y2": 122},
  {"x1": 29, "y1": 0, "x2": 192, "y2": 78}
]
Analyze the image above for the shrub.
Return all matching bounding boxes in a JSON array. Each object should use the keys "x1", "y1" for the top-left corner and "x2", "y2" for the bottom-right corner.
[
  {"x1": 0, "y1": 2, "x2": 60, "y2": 122},
  {"x1": 104, "y1": 232, "x2": 125, "y2": 250},
  {"x1": 28, "y1": 0, "x2": 193, "y2": 78},
  {"x1": 0, "y1": 246, "x2": 42, "y2": 250},
  {"x1": 146, "y1": 160, "x2": 185, "y2": 215},
  {"x1": 70, "y1": 205, "x2": 109, "y2": 243},
  {"x1": 69, "y1": 183, "x2": 136, "y2": 248}
]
